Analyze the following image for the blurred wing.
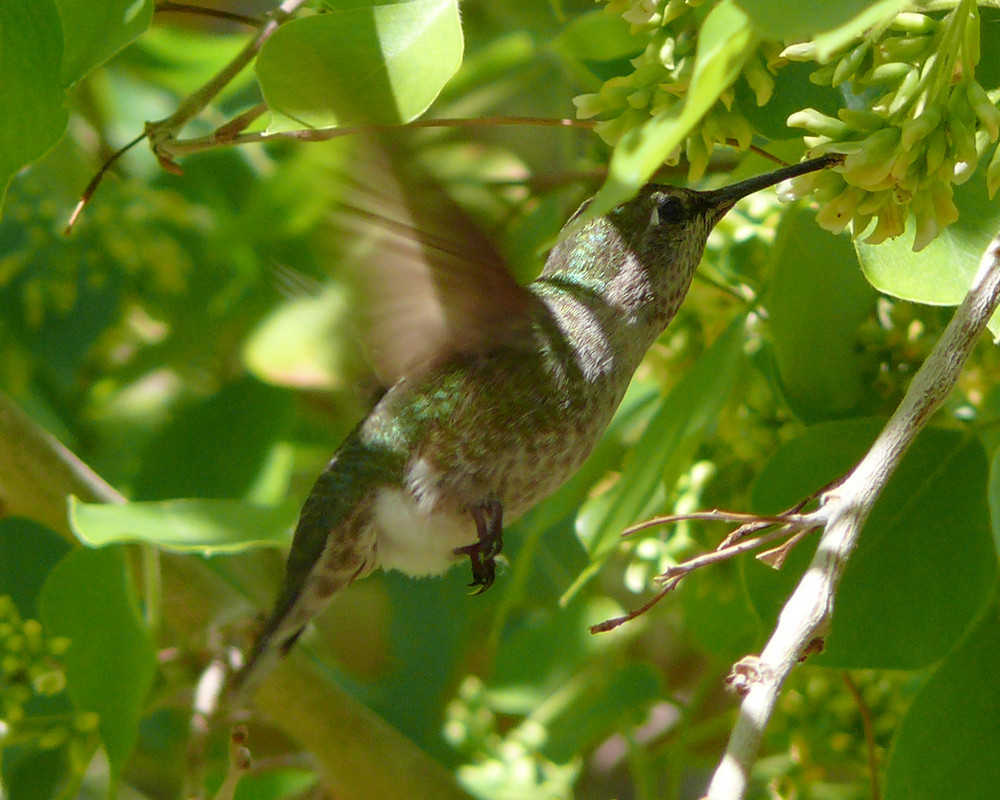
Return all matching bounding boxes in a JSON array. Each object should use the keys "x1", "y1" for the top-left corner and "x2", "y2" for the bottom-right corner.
[{"x1": 327, "y1": 141, "x2": 535, "y2": 384}]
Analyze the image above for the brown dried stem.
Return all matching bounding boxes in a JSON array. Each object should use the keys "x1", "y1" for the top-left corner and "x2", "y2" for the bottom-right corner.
[{"x1": 591, "y1": 508, "x2": 822, "y2": 634}]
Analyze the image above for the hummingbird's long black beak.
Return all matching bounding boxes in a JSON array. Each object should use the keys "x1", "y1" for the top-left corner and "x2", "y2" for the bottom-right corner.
[{"x1": 700, "y1": 153, "x2": 842, "y2": 215}]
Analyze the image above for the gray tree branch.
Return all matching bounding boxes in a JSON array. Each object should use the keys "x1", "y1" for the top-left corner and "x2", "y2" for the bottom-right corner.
[{"x1": 705, "y1": 230, "x2": 1000, "y2": 800}]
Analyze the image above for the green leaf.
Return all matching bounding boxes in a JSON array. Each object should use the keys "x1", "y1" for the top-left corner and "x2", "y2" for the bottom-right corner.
[
  {"x1": 572, "y1": 314, "x2": 747, "y2": 584},
  {"x1": 69, "y1": 496, "x2": 296, "y2": 554},
  {"x1": 243, "y1": 284, "x2": 358, "y2": 390},
  {"x1": 734, "y1": 61, "x2": 843, "y2": 141},
  {"x1": 39, "y1": 546, "x2": 156, "y2": 779},
  {"x1": 766, "y1": 205, "x2": 875, "y2": 421},
  {"x1": 884, "y1": 599, "x2": 1000, "y2": 800},
  {"x1": 0, "y1": 0, "x2": 69, "y2": 212},
  {"x1": 227, "y1": 767, "x2": 318, "y2": 800},
  {"x1": 551, "y1": 9, "x2": 640, "y2": 63},
  {"x1": 132, "y1": 376, "x2": 294, "y2": 501},
  {"x1": 855, "y1": 169, "x2": 1000, "y2": 339},
  {"x1": 0, "y1": 517, "x2": 71, "y2": 618},
  {"x1": 681, "y1": 565, "x2": 759, "y2": 662},
  {"x1": 491, "y1": 597, "x2": 629, "y2": 711},
  {"x1": 1, "y1": 747, "x2": 72, "y2": 800},
  {"x1": 55, "y1": 0, "x2": 153, "y2": 87},
  {"x1": 542, "y1": 661, "x2": 661, "y2": 763},
  {"x1": 588, "y1": 0, "x2": 759, "y2": 217},
  {"x1": 988, "y1": 448, "x2": 1000, "y2": 557},
  {"x1": 734, "y1": 0, "x2": 905, "y2": 46},
  {"x1": 812, "y1": 0, "x2": 908, "y2": 60},
  {"x1": 257, "y1": 0, "x2": 464, "y2": 129},
  {"x1": 747, "y1": 420, "x2": 997, "y2": 669}
]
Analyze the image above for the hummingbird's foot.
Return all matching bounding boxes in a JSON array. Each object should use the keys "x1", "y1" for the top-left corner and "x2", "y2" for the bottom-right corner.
[{"x1": 455, "y1": 498, "x2": 504, "y2": 594}]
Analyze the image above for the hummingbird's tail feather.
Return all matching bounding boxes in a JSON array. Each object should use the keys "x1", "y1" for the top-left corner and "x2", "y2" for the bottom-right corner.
[
  {"x1": 229, "y1": 596, "x2": 312, "y2": 700},
  {"x1": 229, "y1": 545, "x2": 375, "y2": 700},
  {"x1": 229, "y1": 444, "x2": 390, "y2": 701}
]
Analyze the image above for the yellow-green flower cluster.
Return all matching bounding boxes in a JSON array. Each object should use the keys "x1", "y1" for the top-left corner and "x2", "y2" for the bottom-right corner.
[
  {"x1": 1, "y1": 596, "x2": 70, "y2": 721},
  {"x1": 574, "y1": 0, "x2": 778, "y2": 180},
  {"x1": 444, "y1": 675, "x2": 580, "y2": 797},
  {"x1": 1, "y1": 595, "x2": 98, "y2": 762},
  {"x1": 781, "y1": 2, "x2": 1000, "y2": 251}
]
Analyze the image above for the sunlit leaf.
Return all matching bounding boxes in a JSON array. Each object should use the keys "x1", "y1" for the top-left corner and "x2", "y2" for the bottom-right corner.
[
  {"x1": 855, "y1": 170, "x2": 1000, "y2": 340},
  {"x1": 0, "y1": 0, "x2": 68, "y2": 212},
  {"x1": 243, "y1": 285, "x2": 357, "y2": 390},
  {"x1": 55, "y1": 0, "x2": 153, "y2": 86},
  {"x1": 69, "y1": 496, "x2": 295, "y2": 554},
  {"x1": 735, "y1": 0, "x2": 905, "y2": 48},
  {"x1": 257, "y1": 0, "x2": 463, "y2": 129}
]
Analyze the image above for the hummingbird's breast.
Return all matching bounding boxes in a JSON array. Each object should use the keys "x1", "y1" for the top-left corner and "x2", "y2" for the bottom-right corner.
[{"x1": 361, "y1": 301, "x2": 630, "y2": 577}]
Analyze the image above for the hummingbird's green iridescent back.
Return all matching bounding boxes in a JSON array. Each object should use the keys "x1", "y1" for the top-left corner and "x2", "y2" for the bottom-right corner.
[{"x1": 232, "y1": 155, "x2": 839, "y2": 695}]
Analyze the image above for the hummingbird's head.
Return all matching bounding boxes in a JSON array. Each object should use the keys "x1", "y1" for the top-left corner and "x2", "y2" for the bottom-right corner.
[
  {"x1": 539, "y1": 155, "x2": 841, "y2": 345},
  {"x1": 540, "y1": 184, "x2": 728, "y2": 335}
]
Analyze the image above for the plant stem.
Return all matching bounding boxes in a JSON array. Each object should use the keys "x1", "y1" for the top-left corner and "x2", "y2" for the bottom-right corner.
[{"x1": 146, "y1": 0, "x2": 312, "y2": 163}]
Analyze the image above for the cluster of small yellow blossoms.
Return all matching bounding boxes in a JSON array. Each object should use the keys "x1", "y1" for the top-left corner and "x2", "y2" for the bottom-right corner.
[
  {"x1": 573, "y1": 0, "x2": 780, "y2": 180},
  {"x1": 781, "y1": 2, "x2": 1000, "y2": 251},
  {"x1": 444, "y1": 675, "x2": 579, "y2": 796},
  {"x1": 574, "y1": 0, "x2": 1000, "y2": 251},
  {"x1": 0, "y1": 596, "x2": 98, "y2": 756}
]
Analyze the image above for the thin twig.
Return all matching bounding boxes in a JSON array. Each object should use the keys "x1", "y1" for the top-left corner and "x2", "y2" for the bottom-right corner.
[
  {"x1": 65, "y1": 131, "x2": 148, "y2": 233},
  {"x1": 155, "y1": 1, "x2": 260, "y2": 27},
  {"x1": 590, "y1": 585, "x2": 674, "y2": 633},
  {"x1": 213, "y1": 102, "x2": 269, "y2": 140},
  {"x1": 658, "y1": 521, "x2": 817, "y2": 582},
  {"x1": 209, "y1": 725, "x2": 252, "y2": 800},
  {"x1": 704, "y1": 231, "x2": 1000, "y2": 800},
  {"x1": 186, "y1": 657, "x2": 229, "y2": 799},
  {"x1": 623, "y1": 509, "x2": 806, "y2": 537},
  {"x1": 591, "y1": 513, "x2": 821, "y2": 633},
  {"x1": 842, "y1": 672, "x2": 882, "y2": 800},
  {"x1": 157, "y1": 115, "x2": 597, "y2": 158},
  {"x1": 756, "y1": 527, "x2": 815, "y2": 569},
  {"x1": 147, "y1": 0, "x2": 311, "y2": 163},
  {"x1": 68, "y1": 0, "x2": 309, "y2": 228}
]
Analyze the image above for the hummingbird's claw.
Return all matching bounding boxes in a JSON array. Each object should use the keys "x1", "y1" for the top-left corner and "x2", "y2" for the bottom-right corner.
[
  {"x1": 456, "y1": 497, "x2": 504, "y2": 594},
  {"x1": 469, "y1": 557, "x2": 496, "y2": 594}
]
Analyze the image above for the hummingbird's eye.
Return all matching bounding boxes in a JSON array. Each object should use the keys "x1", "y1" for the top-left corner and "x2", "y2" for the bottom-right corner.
[{"x1": 655, "y1": 195, "x2": 686, "y2": 225}]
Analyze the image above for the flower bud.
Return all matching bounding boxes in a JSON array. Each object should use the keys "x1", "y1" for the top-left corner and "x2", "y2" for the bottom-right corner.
[
  {"x1": 888, "y1": 13, "x2": 937, "y2": 34},
  {"x1": 887, "y1": 67, "x2": 921, "y2": 116},
  {"x1": 967, "y1": 80, "x2": 1000, "y2": 141},
  {"x1": 862, "y1": 62, "x2": 913, "y2": 88},
  {"x1": 987, "y1": 143, "x2": 1000, "y2": 198},
  {"x1": 833, "y1": 41, "x2": 871, "y2": 86},
  {"x1": 787, "y1": 108, "x2": 850, "y2": 138},
  {"x1": 901, "y1": 106, "x2": 942, "y2": 150},
  {"x1": 838, "y1": 108, "x2": 886, "y2": 131}
]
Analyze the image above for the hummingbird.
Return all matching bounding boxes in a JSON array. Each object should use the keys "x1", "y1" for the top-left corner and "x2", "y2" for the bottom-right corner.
[{"x1": 232, "y1": 152, "x2": 839, "y2": 695}]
